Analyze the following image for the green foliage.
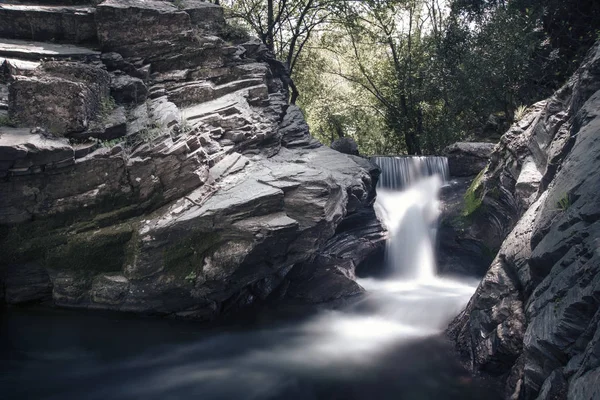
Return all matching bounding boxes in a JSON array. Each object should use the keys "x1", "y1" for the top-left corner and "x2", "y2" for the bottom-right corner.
[
  {"x1": 514, "y1": 105, "x2": 529, "y2": 122},
  {"x1": 463, "y1": 168, "x2": 487, "y2": 217},
  {"x1": 220, "y1": 21, "x2": 252, "y2": 44},
  {"x1": 223, "y1": 0, "x2": 600, "y2": 155},
  {"x1": 557, "y1": 193, "x2": 571, "y2": 211},
  {"x1": 185, "y1": 271, "x2": 197, "y2": 284},
  {"x1": 173, "y1": 0, "x2": 185, "y2": 10},
  {"x1": 99, "y1": 96, "x2": 117, "y2": 122},
  {"x1": 0, "y1": 114, "x2": 17, "y2": 127},
  {"x1": 99, "y1": 138, "x2": 123, "y2": 148}
]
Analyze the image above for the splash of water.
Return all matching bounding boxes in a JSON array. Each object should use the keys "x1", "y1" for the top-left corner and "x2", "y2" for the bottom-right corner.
[{"x1": 375, "y1": 176, "x2": 442, "y2": 280}]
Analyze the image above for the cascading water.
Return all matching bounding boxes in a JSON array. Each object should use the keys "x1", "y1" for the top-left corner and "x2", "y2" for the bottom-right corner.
[
  {"x1": 0, "y1": 156, "x2": 485, "y2": 400},
  {"x1": 370, "y1": 156, "x2": 449, "y2": 279},
  {"x1": 372, "y1": 156, "x2": 450, "y2": 190}
]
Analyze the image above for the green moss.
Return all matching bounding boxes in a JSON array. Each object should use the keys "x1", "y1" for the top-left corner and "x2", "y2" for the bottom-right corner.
[
  {"x1": 462, "y1": 168, "x2": 487, "y2": 217},
  {"x1": 0, "y1": 221, "x2": 69, "y2": 266},
  {"x1": 163, "y1": 230, "x2": 222, "y2": 280},
  {"x1": 98, "y1": 96, "x2": 117, "y2": 122},
  {"x1": 0, "y1": 115, "x2": 17, "y2": 127},
  {"x1": 557, "y1": 193, "x2": 571, "y2": 211},
  {"x1": 45, "y1": 224, "x2": 134, "y2": 273}
]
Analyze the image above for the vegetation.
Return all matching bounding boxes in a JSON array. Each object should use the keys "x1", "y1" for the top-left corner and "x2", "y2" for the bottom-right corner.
[
  {"x1": 0, "y1": 114, "x2": 16, "y2": 127},
  {"x1": 557, "y1": 193, "x2": 572, "y2": 211},
  {"x1": 98, "y1": 96, "x2": 117, "y2": 123},
  {"x1": 462, "y1": 168, "x2": 487, "y2": 217},
  {"x1": 221, "y1": 0, "x2": 600, "y2": 155}
]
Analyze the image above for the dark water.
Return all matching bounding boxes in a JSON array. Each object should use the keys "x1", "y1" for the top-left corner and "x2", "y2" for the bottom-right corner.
[
  {"x1": 0, "y1": 302, "x2": 500, "y2": 400},
  {"x1": 1, "y1": 170, "x2": 499, "y2": 400}
]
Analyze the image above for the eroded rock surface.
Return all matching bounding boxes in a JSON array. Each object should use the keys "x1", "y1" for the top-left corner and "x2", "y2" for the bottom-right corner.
[
  {"x1": 449, "y1": 42, "x2": 600, "y2": 400},
  {"x1": 0, "y1": 1, "x2": 384, "y2": 318}
]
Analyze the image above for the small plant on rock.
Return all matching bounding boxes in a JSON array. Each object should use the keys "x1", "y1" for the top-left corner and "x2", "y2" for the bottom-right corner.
[
  {"x1": 99, "y1": 96, "x2": 117, "y2": 122},
  {"x1": 557, "y1": 193, "x2": 572, "y2": 211},
  {"x1": 514, "y1": 105, "x2": 528, "y2": 122},
  {"x1": 185, "y1": 271, "x2": 197, "y2": 284},
  {"x1": 173, "y1": 0, "x2": 185, "y2": 10}
]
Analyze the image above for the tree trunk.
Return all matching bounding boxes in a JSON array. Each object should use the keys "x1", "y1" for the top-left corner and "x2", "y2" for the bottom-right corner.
[{"x1": 267, "y1": 0, "x2": 275, "y2": 52}]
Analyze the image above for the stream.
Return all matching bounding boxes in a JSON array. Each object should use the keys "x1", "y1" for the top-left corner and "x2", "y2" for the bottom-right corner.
[{"x1": 0, "y1": 157, "x2": 500, "y2": 400}]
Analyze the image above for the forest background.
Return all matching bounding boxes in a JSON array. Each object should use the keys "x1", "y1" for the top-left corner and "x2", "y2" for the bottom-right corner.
[{"x1": 219, "y1": 0, "x2": 600, "y2": 156}]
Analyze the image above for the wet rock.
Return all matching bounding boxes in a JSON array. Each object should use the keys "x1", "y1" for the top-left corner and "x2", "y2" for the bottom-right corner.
[
  {"x1": 450, "y1": 43, "x2": 600, "y2": 400},
  {"x1": 443, "y1": 142, "x2": 495, "y2": 177},
  {"x1": 3, "y1": 263, "x2": 52, "y2": 304}
]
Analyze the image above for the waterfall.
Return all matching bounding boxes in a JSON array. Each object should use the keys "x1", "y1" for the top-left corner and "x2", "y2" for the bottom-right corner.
[
  {"x1": 371, "y1": 156, "x2": 449, "y2": 190},
  {"x1": 371, "y1": 156, "x2": 449, "y2": 279}
]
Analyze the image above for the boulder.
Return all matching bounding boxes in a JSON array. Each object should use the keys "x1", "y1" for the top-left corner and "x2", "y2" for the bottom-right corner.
[
  {"x1": 8, "y1": 62, "x2": 110, "y2": 135},
  {"x1": 331, "y1": 136, "x2": 360, "y2": 156},
  {"x1": 443, "y1": 142, "x2": 495, "y2": 177},
  {"x1": 110, "y1": 75, "x2": 148, "y2": 104},
  {"x1": 0, "y1": 0, "x2": 383, "y2": 324}
]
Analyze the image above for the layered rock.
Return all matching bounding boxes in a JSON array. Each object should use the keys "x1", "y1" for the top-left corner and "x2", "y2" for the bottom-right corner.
[
  {"x1": 443, "y1": 142, "x2": 495, "y2": 177},
  {"x1": 449, "y1": 42, "x2": 600, "y2": 400},
  {"x1": 0, "y1": 1, "x2": 383, "y2": 318}
]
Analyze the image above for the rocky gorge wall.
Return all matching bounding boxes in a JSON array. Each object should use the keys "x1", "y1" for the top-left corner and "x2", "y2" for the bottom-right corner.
[
  {"x1": 449, "y1": 42, "x2": 600, "y2": 400},
  {"x1": 0, "y1": 0, "x2": 385, "y2": 318}
]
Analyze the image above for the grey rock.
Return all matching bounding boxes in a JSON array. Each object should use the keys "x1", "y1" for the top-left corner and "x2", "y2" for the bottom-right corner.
[
  {"x1": 0, "y1": 4, "x2": 97, "y2": 44},
  {"x1": 4, "y1": 263, "x2": 52, "y2": 304},
  {"x1": 0, "y1": 0, "x2": 382, "y2": 324},
  {"x1": 449, "y1": 42, "x2": 600, "y2": 400},
  {"x1": 443, "y1": 141, "x2": 496, "y2": 177},
  {"x1": 331, "y1": 136, "x2": 360, "y2": 156},
  {"x1": 9, "y1": 62, "x2": 110, "y2": 134},
  {"x1": 111, "y1": 75, "x2": 148, "y2": 104}
]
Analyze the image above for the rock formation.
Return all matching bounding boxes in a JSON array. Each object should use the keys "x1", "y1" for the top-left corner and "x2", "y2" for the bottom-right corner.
[
  {"x1": 437, "y1": 142, "x2": 496, "y2": 277},
  {"x1": 0, "y1": 0, "x2": 384, "y2": 318},
  {"x1": 449, "y1": 41, "x2": 600, "y2": 400}
]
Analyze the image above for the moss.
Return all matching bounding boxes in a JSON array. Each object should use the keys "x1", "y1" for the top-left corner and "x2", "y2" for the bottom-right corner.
[
  {"x1": 98, "y1": 96, "x2": 117, "y2": 123},
  {"x1": 45, "y1": 224, "x2": 134, "y2": 273},
  {"x1": 462, "y1": 168, "x2": 487, "y2": 218},
  {"x1": 0, "y1": 115, "x2": 17, "y2": 127},
  {"x1": 163, "y1": 230, "x2": 222, "y2": 280},
  {"x1": 557, "y1": 193, "x2": 571, "y2": 211},
  {"x1": 0, "y1": 221, "x2": 69, "y2": 266}
]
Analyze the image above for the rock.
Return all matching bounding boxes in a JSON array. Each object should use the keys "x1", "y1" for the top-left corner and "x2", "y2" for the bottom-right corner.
[
  {"x1": 0, "y1": 38, "x2": 101, "y2": 62},
  {"x1": 279, "y1": 105, "x2": 321, "y2": 149},
  {"x1": 8, "y1": 62, "x2": 110, "y2": 134},
  {"x1": 437, "y1": 177, "x2": 494, "y2": 277},
  {"x1": 74, "y1": 106, "x2": 128, "y2": 141},
  {"x1": 0, "y1": 0, "x2": 382, "y2": 324},
  {"x1": 443, "y1": 142, "x2": 495, "y2": 177},
  {"x1": 110, "y1": 74, "x2": 148, "y2": 104},
  {"x1": 0, "y1": 4, "x2": 97, "y2": 44},
  {"x1": 449, "y1": 42, "x2": 600, "y2": 400},
  {"x1": 3, "y1": 262, "x2": 52, "y2": 304},
  {"x1": 331, "y1": 136, "x2": 360, "y2": 156}
]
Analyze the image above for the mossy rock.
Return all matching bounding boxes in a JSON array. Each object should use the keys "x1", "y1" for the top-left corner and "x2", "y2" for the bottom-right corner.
[
  {"x1": 163, "y1": 230, "x2": 223, "y2": 280},
  {"x1": 462, "y1": 168, "x2": 487, "y2": 218},
  {"x1": 45, "y1": 224, "x2": 134, "y2": 273}
]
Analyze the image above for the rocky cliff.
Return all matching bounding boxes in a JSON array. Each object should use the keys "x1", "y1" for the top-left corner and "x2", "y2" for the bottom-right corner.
[
  {"x1": 0, "y1": 0, "x2": 384, "y2": 319},
  {"x1": 449, "y1": 42, "x2": 600, "y2": 400}
]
